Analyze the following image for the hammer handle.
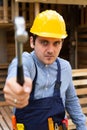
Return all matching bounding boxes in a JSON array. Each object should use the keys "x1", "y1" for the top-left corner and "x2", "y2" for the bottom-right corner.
[{"x1": 17, "y1": 65, "x2": 24, "y2": 86}]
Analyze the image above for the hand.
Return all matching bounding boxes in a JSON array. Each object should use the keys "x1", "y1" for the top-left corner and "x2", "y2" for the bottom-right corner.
[{"x1": 3, "y1": 77, "x2": 32, "y2": 108}]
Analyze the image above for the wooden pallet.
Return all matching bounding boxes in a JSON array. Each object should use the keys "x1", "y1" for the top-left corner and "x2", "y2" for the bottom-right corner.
[{"x1": 68, "y1": 68, "x2": 87, "y2": 129}]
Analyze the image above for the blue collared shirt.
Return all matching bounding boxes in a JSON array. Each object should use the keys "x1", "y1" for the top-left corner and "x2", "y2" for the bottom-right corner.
[{"x1": 7, "y1": 51, "x2": 87, "y2": 130}]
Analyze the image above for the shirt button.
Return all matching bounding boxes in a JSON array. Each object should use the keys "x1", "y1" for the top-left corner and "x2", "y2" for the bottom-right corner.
[
  {"x1": 45, "y1": 65, "x2": 48, "y2": 67},
  {"x1": 47, "y1": 74, "x2": 49, "y2": 77},
  {"x1": 45, "y1": 87, "x2": 48, "y2": 90}
]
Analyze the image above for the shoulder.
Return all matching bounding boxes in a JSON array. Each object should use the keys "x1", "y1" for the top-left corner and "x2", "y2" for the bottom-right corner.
[
  {"x1": 22, "y1": 51, "x2": 35, "y2": 66},
  {"x1": 58, "y1": 57, "x2": 72, "y2": 73},
  {"x1": 22, "y1": 51, "x2": 37, "y2": 79},
  {"x1": 8, "y1": 51, "x2": 36, "y2": 79}
]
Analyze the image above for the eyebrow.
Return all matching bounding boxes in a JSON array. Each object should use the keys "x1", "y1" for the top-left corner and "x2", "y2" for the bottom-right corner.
[{"x1": 39, "y1": 39, "x2": 63, "y2": 42}]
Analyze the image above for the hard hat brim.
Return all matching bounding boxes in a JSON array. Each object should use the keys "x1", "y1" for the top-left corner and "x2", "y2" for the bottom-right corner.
[{"x1": 30, "y1": 31, "x2": 68, "y2": 39}]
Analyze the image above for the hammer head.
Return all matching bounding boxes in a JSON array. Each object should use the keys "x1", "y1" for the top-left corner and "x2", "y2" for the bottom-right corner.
[{"x1": 14, "y1": 17, "x2": 28, "y2": 43}]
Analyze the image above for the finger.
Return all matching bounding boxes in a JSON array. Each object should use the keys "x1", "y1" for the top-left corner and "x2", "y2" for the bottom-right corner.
[
  {"x1": 4, "y1": 78, "x2": 25, "y2": 96},
  {"x1": 4, "y1": 93, "x2": 29, "y2": 108},
  {"x1": 4, "y1": 90, "x2": 29, "y2": 108}
]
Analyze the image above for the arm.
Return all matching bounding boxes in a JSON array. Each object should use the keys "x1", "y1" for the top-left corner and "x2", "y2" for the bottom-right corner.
[
  {"x1": 3, "y1": 52, "x2": 35, "y2": 108},
  {"x1": 65, "y1": 68, "x2": 87, "y2": 130}
]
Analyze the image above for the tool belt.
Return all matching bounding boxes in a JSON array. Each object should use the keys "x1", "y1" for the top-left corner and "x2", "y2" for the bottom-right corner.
[
  {"x1": 13, "y1": 122, "x2": 69, "y2": 130},
  {"x1": 12, "y1": 115, "x2": 69, "y2": 130}
]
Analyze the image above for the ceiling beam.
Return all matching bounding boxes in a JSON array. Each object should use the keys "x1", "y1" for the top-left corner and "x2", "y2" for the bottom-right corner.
[{"x1": 15, "y1": 0, "x2": 87, "y2": 5}]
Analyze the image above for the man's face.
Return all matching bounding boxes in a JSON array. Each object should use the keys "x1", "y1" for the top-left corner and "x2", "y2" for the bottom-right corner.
[{"x1": 30, "y1": 36, "x2": 63, "y2": 65}]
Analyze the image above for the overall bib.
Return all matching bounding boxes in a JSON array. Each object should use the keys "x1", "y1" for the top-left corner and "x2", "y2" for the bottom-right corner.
[{"x1": 15, "y1": 59, "x2": 65, "y2": 130}]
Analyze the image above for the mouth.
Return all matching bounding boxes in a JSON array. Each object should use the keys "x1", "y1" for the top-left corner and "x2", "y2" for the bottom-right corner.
[
  {"x1": 45, "y1": 55, "x2": 54, "y2": 58},
  {"x1": 45, "y1": 55, "x2": 54, "y2": 60}
]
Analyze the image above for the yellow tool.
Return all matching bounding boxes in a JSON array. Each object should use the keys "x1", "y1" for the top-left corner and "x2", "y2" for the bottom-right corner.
[
  {"x1": 48, "y1": 118, "x2": 54, "y2": 130},
  {"x1": 17, "y1": 123, "x2": 24, "y2": 130}
]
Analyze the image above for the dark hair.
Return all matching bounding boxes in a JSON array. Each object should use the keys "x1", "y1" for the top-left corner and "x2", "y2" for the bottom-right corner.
[{"x1": 29, "y1": 32, "x2": 38, "y2": 43}]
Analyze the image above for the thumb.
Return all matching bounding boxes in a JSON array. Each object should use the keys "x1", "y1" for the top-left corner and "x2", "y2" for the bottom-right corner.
[
  {"x1": 24, "y1": 86, "x2": 31, "y2": 93},
  {"x1": 23, "y1": 77, "x2": 32, "y2": 93}
]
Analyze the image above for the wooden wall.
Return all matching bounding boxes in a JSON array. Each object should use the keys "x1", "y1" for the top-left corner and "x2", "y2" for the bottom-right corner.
[
  {"x1": 0, "y1": 1, "x2": 87, "y2": 95},
  {"x1": 0, "y1": 3, "x2": 70, "y2": 64},
  {"x1": 77, "y1": 27, "x2": 87, "y2": 68},
  {"x1": 0, "y1": 2, "x2": 83, "y2": 67},
  {"x1": 0, "y1": 30, "x2": 7, "y2": 63},
  {"x1": 6, "y1": 29, "x2": 32, "y2": 63},
  {"x1": 76, "y1": 6, "x2": 87, "y2": 68}
]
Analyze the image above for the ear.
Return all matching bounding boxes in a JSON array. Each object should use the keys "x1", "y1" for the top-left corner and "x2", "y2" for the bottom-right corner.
[{"x1": 30, "y1": 36, "x2": 35, "y2": 49}]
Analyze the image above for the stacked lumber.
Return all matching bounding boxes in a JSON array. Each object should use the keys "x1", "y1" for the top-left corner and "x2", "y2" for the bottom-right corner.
[{"x1": 0, "y1": 64, "x2": 8, "y2": 92}]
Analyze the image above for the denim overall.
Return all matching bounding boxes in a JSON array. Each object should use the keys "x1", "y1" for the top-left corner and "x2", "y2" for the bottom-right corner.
[{"x1": 15, "y1": 59, "x2": 65, "y2": 130}]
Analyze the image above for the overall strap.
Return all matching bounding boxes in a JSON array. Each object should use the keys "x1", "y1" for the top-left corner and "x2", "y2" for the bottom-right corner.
[
  {"x1": 53, "y1": 59, "x2": 61, "y2": 96},
  {"x1": 56, "y1": 59, "x2": 61, "y2": 84},
  {"x1": 30, "y1": 58, "x2": 61, "y2": 100},
  {"x1": 30, "y1": 62, "x2": 37, "y2": 100}
]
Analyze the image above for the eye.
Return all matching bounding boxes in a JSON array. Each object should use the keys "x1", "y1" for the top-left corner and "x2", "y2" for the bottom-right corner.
[
  {"x1": 54, "y1": 41, "x2": 62, "y2": 46},
  {"x1": 40, "y1": 40, "x2": 49, "y2": 46}
]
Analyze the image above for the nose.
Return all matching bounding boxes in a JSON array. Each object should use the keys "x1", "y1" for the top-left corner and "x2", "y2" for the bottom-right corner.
[{"x1": 47, "y1": 44, "x2": 54, "y2": 53}]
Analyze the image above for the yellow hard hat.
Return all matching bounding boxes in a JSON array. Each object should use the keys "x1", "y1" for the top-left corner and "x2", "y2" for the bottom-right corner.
[{"x1": 30, "y1": 10, "x2": 67, "y2": 39}]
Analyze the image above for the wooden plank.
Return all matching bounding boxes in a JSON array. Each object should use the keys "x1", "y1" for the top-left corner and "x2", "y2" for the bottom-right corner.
[
  {"x1": 4, "y1": 106, "x2": 13, "y2": 119},
  {"x1": 22, "y1": 3, "x2": 26, "y2": 19},
  {"x1": 11, "y1": 0, "x2": 15, "y2": 21},
  {"x1": 79, "y1": 97, "x2": 87, "y2": 105},
  {"x1": 29, "y1": 3, "x2": 34, "y2": 25},
  {"x1": 3, "y1": 0, "x2": 8, "y2": 22},
  {"x1": 0, "y1": 78, "x2": 6, "y2": 82},
  {"x1": 78, "y1": 47, "x2": 87, "y2": 52},
  {"x1": 0, "y1": 106, "x2": 12, "y2": 129},
  {"x1": 15, "y1": 0, "x2": 87, "y2": 5},
  {"x1": 76, "y1": 88, "x2": 87, "y2": 95},
  {"x1": 15, "y1": 1, "x2": 19, "y2": 16},
  {"x1": 73, "y1": 79, "x2": 87, "y2": 86},
  {"x1": 81, "y1": 6, "x2": 85, "y2": 25},
  {"x1": 78, "y1": 42, "x2": 87, "y2": 47},
  {"x1": 34, "y1": 2, "x2": 40, "y2": 16},
  {"x1": 0, "y1": 115, "x2": 10, "y2": 130},
  {"x1": 82, "y1": 107, "x2": 87, "y2": 114},
  {"x1": 72, "y1": 69, "x2": 87, "y2": 77},
  {"x1": 78, "y1": 34, "x2": 87, "y2": 38}
]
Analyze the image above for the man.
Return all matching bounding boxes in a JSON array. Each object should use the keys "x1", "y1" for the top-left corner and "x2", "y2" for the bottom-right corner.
[{"x1": 4, "y1": 10, "x2": 87, "y2": 130}]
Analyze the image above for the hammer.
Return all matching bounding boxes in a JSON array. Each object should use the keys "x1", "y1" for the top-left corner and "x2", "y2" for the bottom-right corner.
[{"x1": 14, "y1": 17, "x2": 28, "y2": 86}]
